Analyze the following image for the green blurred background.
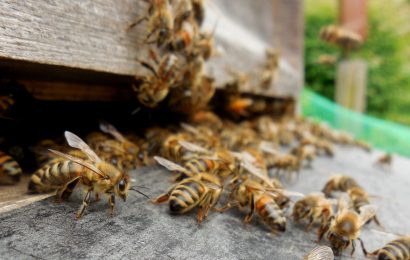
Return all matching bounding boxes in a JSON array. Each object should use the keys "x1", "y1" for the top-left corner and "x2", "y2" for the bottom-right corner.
[{"x1": 305, "y1": 0, "x2": 410, "y2": 125}]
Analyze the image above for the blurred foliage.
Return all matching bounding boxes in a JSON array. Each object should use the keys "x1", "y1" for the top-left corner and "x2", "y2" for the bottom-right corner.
[{"x1": 305, "y1": 0, "x2": 410, "y2": 125}]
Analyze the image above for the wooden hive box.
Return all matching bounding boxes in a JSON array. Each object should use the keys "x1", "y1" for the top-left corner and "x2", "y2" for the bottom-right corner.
[{"x1": 0, "y1": 0, "x2": 303, "y2": 103}]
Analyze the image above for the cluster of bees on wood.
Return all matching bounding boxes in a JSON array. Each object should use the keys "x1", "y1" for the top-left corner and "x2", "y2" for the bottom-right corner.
[{"x1": 0, "y1": 1, "x2": 404, "y2": 259}]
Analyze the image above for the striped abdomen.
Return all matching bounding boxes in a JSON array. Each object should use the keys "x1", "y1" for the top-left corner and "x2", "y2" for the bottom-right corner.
[
  {"x1": 256, "y1": 195, "x2": 286, "y2": 232},
  {"x1": 28, "y1": 160, "x2": 84, "y2": 193},
  {"x1": 0, "y1": 151, "x2": 22, "y2": 184},
  {"x1": 169, "y1": 180, "x2": 206, "y2": 214},
  {"x1": 377, "y1": 236, "x2": 410, "y2": 260},
  {"x1": 185, "y1": 158, "x2": 215, "y2": 174}
]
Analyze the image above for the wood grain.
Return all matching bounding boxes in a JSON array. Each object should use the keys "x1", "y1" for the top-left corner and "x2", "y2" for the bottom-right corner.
[{"x1": 0, "y1": 0, "x2": 303, "y2": 98}]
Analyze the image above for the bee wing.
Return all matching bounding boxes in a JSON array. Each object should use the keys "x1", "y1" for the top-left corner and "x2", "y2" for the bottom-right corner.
[
  {"x1": 64, "y1": 131, "x2": 102, "y2": 163},
  {"x1": 49, "y1": 149, "x2": 106, "y2": 178},
  {"x1": 178, "y1": 140, "x2": 210, "y2": 154},
  {"x1": 99, "y1": 121, "x2": 127, "y2": 143},
  {"x1": 336, "y1": 193, "x2": 351, "y2": 213},
  {"x1": 153, "y1": 156, "x2": 189, "y2": 174},
  {"x1": 259, "y1": 141, "x2": 279, "y2": 156},
  {"x1": 304, "y1": 245, "x2": 334, "y2": 260},
  {"x1": 241, "y1": 161, "x2": 273, "y2": 188},
  {"x1": 180, "y1": 123, "x2": 200, "y2": 135},
  {"x1": 358, "y1": 205, "x2": 377, "y2": 227}
]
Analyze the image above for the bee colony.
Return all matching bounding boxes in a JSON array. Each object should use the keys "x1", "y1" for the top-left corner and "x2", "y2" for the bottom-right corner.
[{"x1": 1, "y1": 0, "x2": 410, "y2": 259}]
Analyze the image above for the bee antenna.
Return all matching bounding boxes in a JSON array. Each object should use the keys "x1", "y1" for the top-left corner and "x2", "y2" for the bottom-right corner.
[{"x1": 129, "y1": 187, "x2": 150, "y2": 199}]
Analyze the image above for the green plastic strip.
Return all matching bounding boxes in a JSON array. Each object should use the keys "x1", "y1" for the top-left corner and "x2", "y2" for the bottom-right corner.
[{"x1": 302, "y1": 88, "x2": 410, "y2": 157}]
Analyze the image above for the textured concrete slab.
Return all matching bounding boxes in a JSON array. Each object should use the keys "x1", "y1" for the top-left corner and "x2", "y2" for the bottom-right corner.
[{"x1": 0, "y1": 146, "x2": 409, "y2": 259}]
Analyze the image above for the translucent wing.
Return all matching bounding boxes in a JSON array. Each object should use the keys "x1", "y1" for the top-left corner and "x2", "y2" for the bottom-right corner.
[
  {"x1": 259, "y1": 141, "x2": 279, "y2": 156},
  {"x1": 241, "y1": 161, "x2": 273, "y2": 188},
  {"x1": 180, "y1": 123, "x2": 200, "y2": 135},
  {"x1": 178, "y1": 140, "x2": 210, "y2": 154},
  {"x1": 359, "y1": 205, "x2": 377, "y2": 227},
  {"x1": 99, "y1": 121, "x2": 127, "y2": 143},
  {"x1": 153, "y1": 156, "x2": 189, "y2": 174},
  {"x1": 268, "y1": 188, "x2": 305, "y2": 198},
  {"x1": 49, "y1": 149, "x2": 106, "y2": 178},
  {"x1": 336, "y1": 193, "x2": 351, "y2": 214},
  {"x1": 304, "y1": 246, "x2": 334, "y2": 260},
  {"x1": 64, "y1": 131, "x2": 102, "y2": 163}
]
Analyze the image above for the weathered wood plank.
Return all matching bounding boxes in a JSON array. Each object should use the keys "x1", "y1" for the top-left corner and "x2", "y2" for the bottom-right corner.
[{"x1": 0, "y1": 0, "x2": 303, "y2": 98}]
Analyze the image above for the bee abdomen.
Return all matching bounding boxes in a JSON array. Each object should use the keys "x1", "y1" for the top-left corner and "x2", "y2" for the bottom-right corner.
[
  {"x1": 0, "y1": 151, "x2": 22, "y2": 184},
  {"x1": 257, "y1": 196, "x2": 286, "y2": 232},
  {"x1": 28, "y1": 160, "x2": 83, "y2": 193},
  {"x1": 380, "y1": 238, "x2": 410, "y2": 260},
  {"x1": 169, "y1": 181, "x2": 203, "y2": 213}
]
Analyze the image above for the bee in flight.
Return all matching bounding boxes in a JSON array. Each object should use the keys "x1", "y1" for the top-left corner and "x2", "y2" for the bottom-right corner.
[{"x1": 28, "y1": 131, "x2": 148, "y2": 219}]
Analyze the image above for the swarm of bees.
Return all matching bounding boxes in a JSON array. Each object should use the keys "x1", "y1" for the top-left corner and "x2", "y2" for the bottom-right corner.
[{"x1": 0, "y1": 1, "x2": 405, "y2": 258}]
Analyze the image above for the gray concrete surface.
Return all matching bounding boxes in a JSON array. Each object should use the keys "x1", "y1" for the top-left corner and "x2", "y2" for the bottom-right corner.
[{"x1": 1, "y1": 146, "x2": 410, "y2": 259}]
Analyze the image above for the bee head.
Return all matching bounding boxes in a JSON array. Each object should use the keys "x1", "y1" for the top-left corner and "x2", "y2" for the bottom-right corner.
[{"x1": 116, "y1": 176, "x2": 130, "y2": 202}]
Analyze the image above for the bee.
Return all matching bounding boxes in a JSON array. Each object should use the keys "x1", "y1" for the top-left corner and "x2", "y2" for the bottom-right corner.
[
  {"x1": 167, "y1": 21, "x2": 197, "y2": 52},
  {"x1": 291, "y1": 145, "x2": 316, "y2": 168},
  {"x1": 219, "y1": 178, "x2": 287, "y2": 234},
  {"x1": 0, "y1": 150, "x2": 22, "y2": 185},
  {"x1": 191, "y1": 0, "x2": 205, "y2": 26},
  {"x1": 99, "y1": 122, "x2": 141, "y2": 168},
  {"x1": 134, "y1": 50, "x2": 179, "y2": 107},
  {"x1": 161, "y1": 133, "x2": 196, "y2": 162},
  {"x1": 304, "y1": 246, "x2": 334, "y2": 260},
  {"x1": 320, "y1": 25, "x2": 363, "y2": 51},
  {"x1": 253, "y1": 116, "x2": 279, "y2": 143},
  {"x1": 259, "y1": 48, "x2": 279, "y2": 90},
  {"x1": 359, "y1": 235, "x2": 410, "y2": 260},
  {"x1": 322, "y1": 175, "x2": 360, "y2": 197},
  {"x1": 31, "y1": 139, "x2": 66, "y2": 166},
  {"x1": 292, "y1": 193, "x2": 333, "y2": 233},
  {"x1": 192, "y1": 31, "x2": 217, "y2": 60},
  {"x1": 354, "y1": 140, "x2": 372, "y2": 153},
  {"x1": 319, "y1": 195, "x2": 376, "y2": 256},
  {"x1": 28, "y1": 131, "x2": 147, "y2": 219},
  {"x1": 152, "y1": 169, "x2": 222, "y2": 224},
  {"x1": 173, "y1": 0, "x2": 193, "y2": 30},
  {"x1": 271, "y1": 153, "x2": 300, "y2": 179},
  {"x1": 189, "y1": 110, "x2": 223, "y2": 131},
  {"x1": 347, "y1": 187, "x2": 381, "y2": 226},
  {"x1": 129, "y1": 0, "x2": 174, "y2": 47},
  {"x1": 376, "y1": 153, "x2": 392, "y2": 167},
  {"x1": 0, "y1": 95, "x2": 15, "y2": 116}
]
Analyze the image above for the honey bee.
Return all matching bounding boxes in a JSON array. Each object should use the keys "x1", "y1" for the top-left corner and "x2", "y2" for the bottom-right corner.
[
  {"x1": 359, "y1": 235, "x2": 410, "y2": 260},
  {"x1": 347, "y1": 187, "x2": 381, "y2": 226},
  {"x1": 0, "y1": 150, "x2": 22, "y2": 185},
  {"x1": 292, "y1": 193, "x2": 333, "y2": 233},
  {"x1": 291, "y1": 145, "x2": 316, "y2": 168},
  {"x1": 259, "y1": 48, "x2": 279, "y2": 90},
  {"x1": 376, "y1": 153, "x2": 392, "y2": 167},
  {"x1": 192, "y1": 31, "x2": 217, "y2": 60},
  {"x1": 320, "y1": 195, "x2": 377, "y2": 256},
  {"x1": 167, "y1": 21, "x2": 197, "y2": 52},
  {"x1": 219, "y1": 178, "x2": 287, "y2": 234},
  {"x1": 322, "y1": 175, "x2": 360, "y2": 197},
  {"x1": 0, "y1": 95, "x2": 15, "y2": 116},
  {"x1": 173, "y1": 0, "x2": 193, "y2": 30},
  {"x1": 134, "y1": 51, "x2": 180, "y2": 107},
  {"x1": 304, "y1": 246, "x2": 334, "y2": 260},
  {"x1": 354, "y1": 140, "x2": 372, "y2": 153},
  {"x1": 191, "y1": 0, "x2": 205, "y2": 26},
  {"x1": 152, "y1": 171, "x2": 222, "y2": 224},
  {"x1": 320, "y1": 25, "x2": 363, "y2": 51},
  {"x1": 28, "y1": 131, "x2": 147, "y2": 219},
  {"x1": 161, "y1": 133, "x2": 196, "y2": 162},
  {"x1": 189, "y1": 110, "x2": 223, "y2": 131},
  {"x1": 271, "y1": 153, "x2": 300, "y2": 179},
  {"x1": 129, "y1": 0, "x2": 174, "y2": 47}
]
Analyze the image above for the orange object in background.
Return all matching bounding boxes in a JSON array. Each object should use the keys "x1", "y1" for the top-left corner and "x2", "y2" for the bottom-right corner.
[{"x1": 339, "y1": 0, "x2": 368, "y2": 41}]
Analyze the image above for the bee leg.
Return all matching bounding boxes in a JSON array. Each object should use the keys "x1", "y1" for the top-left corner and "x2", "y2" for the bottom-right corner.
[
  {"x1": 351, "y1": 240, "x2": 356, "y2": 256},
  {"x1": 244, "y1": 193, "x2": 255, "y2": 224},
  {"x1": 304, "y1": 216, "x2": 314, "y2": 232},
  {"x1": 127, "y1": 16, "x2": 148, "y2": 31},
  {"x1": 56, "y1": 176, "x2": 81, "y2": 202},
  {"x1": 213, "y1": 201, "x2": 237, "y2": 212},
  {"x1": 317, "y1": 223, "x2": 329, "y2": 242},
  {"x1": 108, "y1": 193, "x2": 115, "y2": 216},
  {"x1": 197, "y1": 192, "x2": 212, "y2": 224},
  {"x1": 76, "y1": 189, "x2": 93, "y2": 219},
  {"x1": 95, "y1": 193, "x2": 100, "y2": 202},
  {"x1": 372, "y1": 215, "x2": 383, "y2": 228},
  {"x1": 151, "y1": 193, "x2": 170, "y2": 204},
  {"x1": 358, "y1": 237, "x2": 377, "y2": 258}
]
